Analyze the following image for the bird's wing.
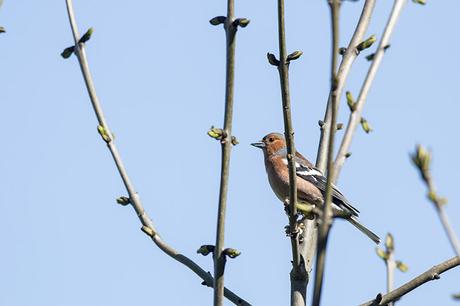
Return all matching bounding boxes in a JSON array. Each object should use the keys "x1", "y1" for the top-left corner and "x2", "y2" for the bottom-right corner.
[{"x1": 294, "y1": 157, "x2": 360, "y2": 216}]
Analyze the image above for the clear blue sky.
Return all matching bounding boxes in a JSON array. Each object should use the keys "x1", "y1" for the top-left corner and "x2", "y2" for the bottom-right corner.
[{"x1": 1, "y1": 1, "x2": 459, "y2": 305}]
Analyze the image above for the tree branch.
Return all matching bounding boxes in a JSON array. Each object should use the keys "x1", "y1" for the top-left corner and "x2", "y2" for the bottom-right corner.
[
  {"x1": 212, "y1": 1, "x2": 248, "y2": 305},
  {"x1": 334, "y1": 0, "x2": 407, "y2": 181},
  {"x1": 411, "y1": 145, "x2": 460, "y2": 257},
  {"x1": 271, "y1": 0, "x2": 306, "y2": 305},
  {"x1": 311, "y1": 1, "x2": 340, "y2": 305},
  {"x1": 360, "y1": 256, "x2": 460, "y2": 306},
  {"x1": 315, "y1": 0, "x2": 376, "y2": 171},
  {"x1": 64, "y1": 1, "x2": 249, "y2": 305},
  {"x1": 385, "y1": 255, "x2": 395, "y2": 306},
  {"x1": 437, "y1": 206, "x2": 460, "y2": 257}
]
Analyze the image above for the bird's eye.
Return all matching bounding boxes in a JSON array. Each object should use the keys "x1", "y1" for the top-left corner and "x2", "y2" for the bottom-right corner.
[{"x1": 269, "y1": 138, "x2": 274, "y2": 143}]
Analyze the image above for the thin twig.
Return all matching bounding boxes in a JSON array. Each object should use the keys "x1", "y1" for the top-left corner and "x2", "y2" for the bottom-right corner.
[
  {"x1": 213, "y1": 0, "x2": 242, "y2": 305},
  {"x1": 64, "y1": 1, "x2": 249, "y2": 305},
  {"x1": 437, "y1": 206, "x2": 460, "y2": 257},
  {"x1": 376, "y1": 233, "x2": 409, "y2": 306},
  {"x1": 360, "y1": 256, "x2": 460, "y2": 306},
  {"x1": 315, "y1": 0, "x2": 376, "y2": 171},
  {"x1": 311, "y1": 1, "x2": 340, "y2": 305},
  {"x1": 411, "y1": 145, "x2": 460, "y2": 257},
  {"x1": 386, "y1": 257, "x2": 395, "y2": 306},
  {"x1": 334, "y1": 0, "x2": 406, "y2": 181},
  {"x1": 425, "y1": 169, "x2": 460, "y2": 257}
]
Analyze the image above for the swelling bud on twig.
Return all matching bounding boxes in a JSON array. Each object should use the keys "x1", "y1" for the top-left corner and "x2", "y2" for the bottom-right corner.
[
  {"x1": 357, "y1": 34, "x2": 377, "y2": 52},
  {"x1": 452, "y1": 293, "x2": 460, "y2": 300},
  {"x1": 339, "y1": 47, "x2": 347, "y2": 55},
  {"x1": 234, "y1": 18, "x2": 250, "y2": 28},
  {"x1": 197, "y1": 245, "x2": 215, "y2": 256},
  {"x1": 412, "y1": 0, "x2": 426, "y2": 5},
  {"x1": 79, "y1": 27, "x2": 94, "y2": 44},
  {"x1": 376, "y1": 247, "x2": 388, "y2": 260},
  {"x1": 141, "y1": 225, "x2": 155, "y2": 238},
  {"x1": 346, "y1": 91, "x2": 357, "y2": 111},
  {"x1": 116, "y1": 196, "x2": 130, "y2": 206},
  {"x1": 396, "y1": 260, "x2": 409, "y2": 272},
  {"x1": 411, "y1": 144, "x2": 431, "y2": 179},
  {"x1": 223, "y1": 248, "x2": 241, "y2": 259},
  {"x1": 287, "y1": 50, "x2": 303, "y2": 62},
  {"x1": 366, "y1": 45, "x2": 391, "y2": 61},
  {"x1": 207, "y1": 126, "x2": 224, "y2": 140},
  {"x1": 61, "y1": 46, "x2": 75, "y2": 59},
  {"x1": 97, "y1": 125, "x2": 112, "y2": 143},
  {"x1": 267, "y1": 52, "x2": 280, "y2": 66},
  {"x1": 360, "y1": 117, "x2": 373, "y2": 133},
  {"x1": 336, "y1": 123, "x2": 343, "y2": 130},
  {"x1": 427, "y1": 191, "x2": 447, "y2": 206},
  {"x1": 231, "y1": 136, "x2": 239, "y2": 146},
  {"x1": 0, "y1": 26, "x2": 5, "y2": 33},
  {"x1": 209, "y1": 16, "x2": 226, "y2": 26},
  {"x1": 345, "y1": 152, "x2": 352, "y2": 158},
  {"x1": 385, "y1": 233, "x2": 394, "y2": 252}
]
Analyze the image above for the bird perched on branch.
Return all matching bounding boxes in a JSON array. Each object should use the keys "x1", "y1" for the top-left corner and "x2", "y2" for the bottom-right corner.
[{"x1": 251, "y1": 132, "x2": 380, "y2": 244}]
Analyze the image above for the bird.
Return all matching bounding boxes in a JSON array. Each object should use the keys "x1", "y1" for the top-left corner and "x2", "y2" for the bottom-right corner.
[{"x1": 251, "y1": 132, "x2": 380, "y2": 244}]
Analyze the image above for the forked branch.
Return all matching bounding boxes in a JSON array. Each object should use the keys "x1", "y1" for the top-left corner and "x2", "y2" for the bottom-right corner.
[
  {"x1": 334, "y1": 0, "x2": 407, "y2": 181},
  {"x1": 63, "y1": 1, "x2": 249, "y2": 305},
  {"x1": 316, "y1": 0, "x2": 376, "y2": 172}
]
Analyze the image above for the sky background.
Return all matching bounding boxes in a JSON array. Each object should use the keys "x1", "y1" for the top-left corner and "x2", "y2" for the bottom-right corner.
[{"x1": 1, "y1": 0, "x2": 459, "y2": 305}]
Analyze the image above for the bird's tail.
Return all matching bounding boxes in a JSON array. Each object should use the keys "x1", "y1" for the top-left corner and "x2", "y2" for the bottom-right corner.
[{"x1": 349, "y1": 216, "x2": 380, "y2": 244}]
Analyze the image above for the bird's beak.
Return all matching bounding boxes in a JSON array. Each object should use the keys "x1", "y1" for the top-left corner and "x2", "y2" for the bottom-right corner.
[{"x1": 251, "y1": 141, "x2": 265, "y2": 149}]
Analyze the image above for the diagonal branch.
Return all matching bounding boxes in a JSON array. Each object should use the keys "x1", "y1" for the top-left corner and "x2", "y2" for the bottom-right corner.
[
  {"x1": 334, "y1": 0, "x2": 407, "y2": 181},
  {"x1": 360, "y1": 256, "x2": 460, "y2": 306},
  {"x1": 437, "y1": 206, "x2": 460, "y2": 257},
  {"x1": 411, "y1": 145, "x2": 460, "y2": 257},
  {"x1": 64, "y1": 1, "x2": 249, "y2": 305},
  {"x1": 315, "y1": 0, "x2": 376, "y2": 171}
]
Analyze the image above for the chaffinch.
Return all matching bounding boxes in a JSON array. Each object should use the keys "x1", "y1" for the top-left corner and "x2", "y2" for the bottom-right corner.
[{"x1": 252, "y1": 132, "x2": 380, "y2": 244}]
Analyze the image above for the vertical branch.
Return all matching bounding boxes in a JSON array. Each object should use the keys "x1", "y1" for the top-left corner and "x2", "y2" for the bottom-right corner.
[
  {"x1": 334, "y1": 0, "x2": 407, "y2": 181},
  {"x1": 211, "y1": 2, "x2": 249, "y2": 305},
  {"x1": 268, "y1": 0, "x2": 306, "y2": 304},
  {"x1": 64, "y1": 1, "x2": 249, "y2": 305},
  {"x1": 311, "y1": 1, "x2": 340, "y2": 304},
  {"x1": 316, "y1": 0, "x2": 376, "y2": 171},
  {"x1": 375, "y1": 233, "x2": 406, "y2": 306},
  {"x1": 386, "y1": 256, "x2": 395, "y2": 306},
  {"x1": 328, "y1": 0, "x2": 340, "y2": 86},
  {"x1": 276, "y1": 0, "x2": 300, "y2": 273}
]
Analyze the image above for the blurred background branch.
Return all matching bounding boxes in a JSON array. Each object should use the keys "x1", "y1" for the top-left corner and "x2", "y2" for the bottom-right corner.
[
  {"x1": 411, "y1": 145, "x2": 460, "y2": 257},
  {"x1": 311, "y1": 0, "x2": 340, "y2": 304}
]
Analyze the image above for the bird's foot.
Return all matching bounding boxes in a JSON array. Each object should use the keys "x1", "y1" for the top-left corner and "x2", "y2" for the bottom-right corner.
[
  {"x1": 296, "y1": 203, "x2": 321, "y2": 220},
  {"x1": 284, "y1": 222, "x2": 305, "y2": 241}
]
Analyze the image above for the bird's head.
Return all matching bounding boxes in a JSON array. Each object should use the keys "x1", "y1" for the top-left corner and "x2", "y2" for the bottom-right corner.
[{"x1": 251, "y1": 132, "x2": 286, "y2": 156}]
